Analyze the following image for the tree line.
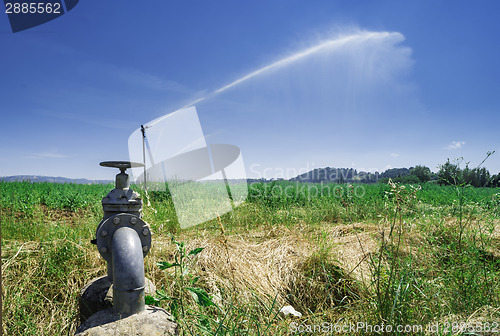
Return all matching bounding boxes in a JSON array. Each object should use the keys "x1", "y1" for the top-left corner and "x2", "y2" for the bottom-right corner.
[
  {"x1": 289, "y1": 160, "x2": 500, "y2": 188},
  {"x1": 376, "y1": 161, "x2": 500, "y2": 187},
  {"x1": 435, "y1": 159, "x2": 500, "y2": 188}
]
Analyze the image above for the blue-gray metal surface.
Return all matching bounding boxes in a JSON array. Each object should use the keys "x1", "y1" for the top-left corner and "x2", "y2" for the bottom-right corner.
[{"x1": 111, "y1": 226, "x2": 146, "y2": 316}]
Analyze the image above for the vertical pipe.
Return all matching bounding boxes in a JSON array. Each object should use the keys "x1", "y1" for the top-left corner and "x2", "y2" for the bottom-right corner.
[
  {"x1": 111, "y1": 227, "x2": 146, "y2": 316},
  {"x1": 106, "y1": 262, "x2": 113, "y2": 282},
  {"x1": 141, "y1": 125, "x2": 147, "y2": 190}
]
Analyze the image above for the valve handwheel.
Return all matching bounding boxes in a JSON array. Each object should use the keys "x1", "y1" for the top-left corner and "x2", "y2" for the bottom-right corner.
[{"x1": 100, "y1": 161, "x2": 144, "y2": 172}]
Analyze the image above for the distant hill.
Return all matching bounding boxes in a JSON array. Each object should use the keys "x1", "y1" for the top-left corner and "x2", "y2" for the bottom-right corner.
[
  {"x1": 288, "y1": 166, "x2": 438, "y2": 184},
  {"x1": 290, "y1": 167, "x2": 380, "y2": 184},
  {"x1": 378, "y1": 167, "x2": 412, "y2": 179},
  {"x1": 0, "y1": 175, "x2": 113, "y2": 184}
]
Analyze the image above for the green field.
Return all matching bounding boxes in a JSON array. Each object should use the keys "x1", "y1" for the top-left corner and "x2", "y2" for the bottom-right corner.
[{"x1": 2, "y1": 180, "x2": 500, "y2": 335}]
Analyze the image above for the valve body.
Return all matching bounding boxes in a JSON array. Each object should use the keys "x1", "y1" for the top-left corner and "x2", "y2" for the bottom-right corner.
[{"x1": 94, "y1": 161, "x2": 151, "y2": 316}]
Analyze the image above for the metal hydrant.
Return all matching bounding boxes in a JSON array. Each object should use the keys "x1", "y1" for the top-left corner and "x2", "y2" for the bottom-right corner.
[{"x1": 93, "y1": 161, "x2": 152, "y2": 316}]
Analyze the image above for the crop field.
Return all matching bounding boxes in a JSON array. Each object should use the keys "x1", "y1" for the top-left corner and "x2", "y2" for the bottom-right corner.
[{"x1": 2, "y1": 180, "x2": 500, "y2": 335}]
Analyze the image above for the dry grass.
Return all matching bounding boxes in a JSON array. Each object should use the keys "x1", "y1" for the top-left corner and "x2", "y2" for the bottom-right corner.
[
  {"x1": 2, "y1": 239, "x2": 103, "y2": 335},
  {"x1": 139, "y1": 221, "x2": 366, "y2": 333},
  {"x1": 321, "y1": 223, "x2": 380, "y2": 287},
  {"x1": 147, "y1": 225, "x2": 348, "y2": 313}
]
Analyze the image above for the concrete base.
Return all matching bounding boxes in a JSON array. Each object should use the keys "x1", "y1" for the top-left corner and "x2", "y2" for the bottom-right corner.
[
  {"x1": 75, "y1": 305, "x2": 178, "y2": 335},
  {"x1": 79, "y1": 275, "x2": 156, "y2": 323}
]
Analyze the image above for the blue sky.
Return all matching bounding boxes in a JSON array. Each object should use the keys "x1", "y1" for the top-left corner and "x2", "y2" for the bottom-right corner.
[{"x1": 1, "y1": 1, "x2": 499, "y2": 180}]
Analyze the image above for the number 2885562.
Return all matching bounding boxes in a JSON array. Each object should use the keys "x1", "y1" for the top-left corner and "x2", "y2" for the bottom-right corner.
[{"x1": 5, "y1": 2, "x2": 62, "y2": 14}]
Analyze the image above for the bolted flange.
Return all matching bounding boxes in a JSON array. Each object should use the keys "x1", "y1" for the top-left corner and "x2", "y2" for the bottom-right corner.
[{"x1": 96, "y1": 213, "x2": 152, "y2": 262}]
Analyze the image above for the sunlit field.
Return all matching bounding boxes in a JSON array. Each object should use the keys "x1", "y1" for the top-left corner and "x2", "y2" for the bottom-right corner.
[{"x1": 2, "y1": 180, "x2": 500, "y2": 335}]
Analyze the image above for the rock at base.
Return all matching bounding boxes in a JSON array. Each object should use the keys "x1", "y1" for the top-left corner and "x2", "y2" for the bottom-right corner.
[
  {"x1": 79, "y1": 275, "x2": 156, "y2": 324},
  {"x1": 75, "y1": 305, "x2": 178, "y2": 336},
  {"x1": 79, "y1": 276, "x2": 113, "y2": 323}
]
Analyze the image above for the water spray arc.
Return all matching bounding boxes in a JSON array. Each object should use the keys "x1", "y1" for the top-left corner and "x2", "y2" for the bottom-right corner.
[{"x1": 180, "y1": 31, "x2": 400, "y2": 108}]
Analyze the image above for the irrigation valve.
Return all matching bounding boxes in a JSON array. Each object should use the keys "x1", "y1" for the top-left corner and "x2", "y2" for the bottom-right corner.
[{"x1": 93, "y1": 161, "x2": 152, "y2": 316}]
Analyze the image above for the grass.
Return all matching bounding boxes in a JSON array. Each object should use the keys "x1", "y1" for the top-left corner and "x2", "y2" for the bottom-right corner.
[{"x1": 1, "y1": 180, "x2": 500, "y2": 335}]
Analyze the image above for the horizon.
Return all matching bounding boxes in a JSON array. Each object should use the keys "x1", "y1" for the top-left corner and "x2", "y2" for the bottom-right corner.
[
  {"x1": 1, "y1": 1, "x2": 499, "y2": 181},
  {"x1": 0, "y1": 162, "x2": 491, "y2": 183}
]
